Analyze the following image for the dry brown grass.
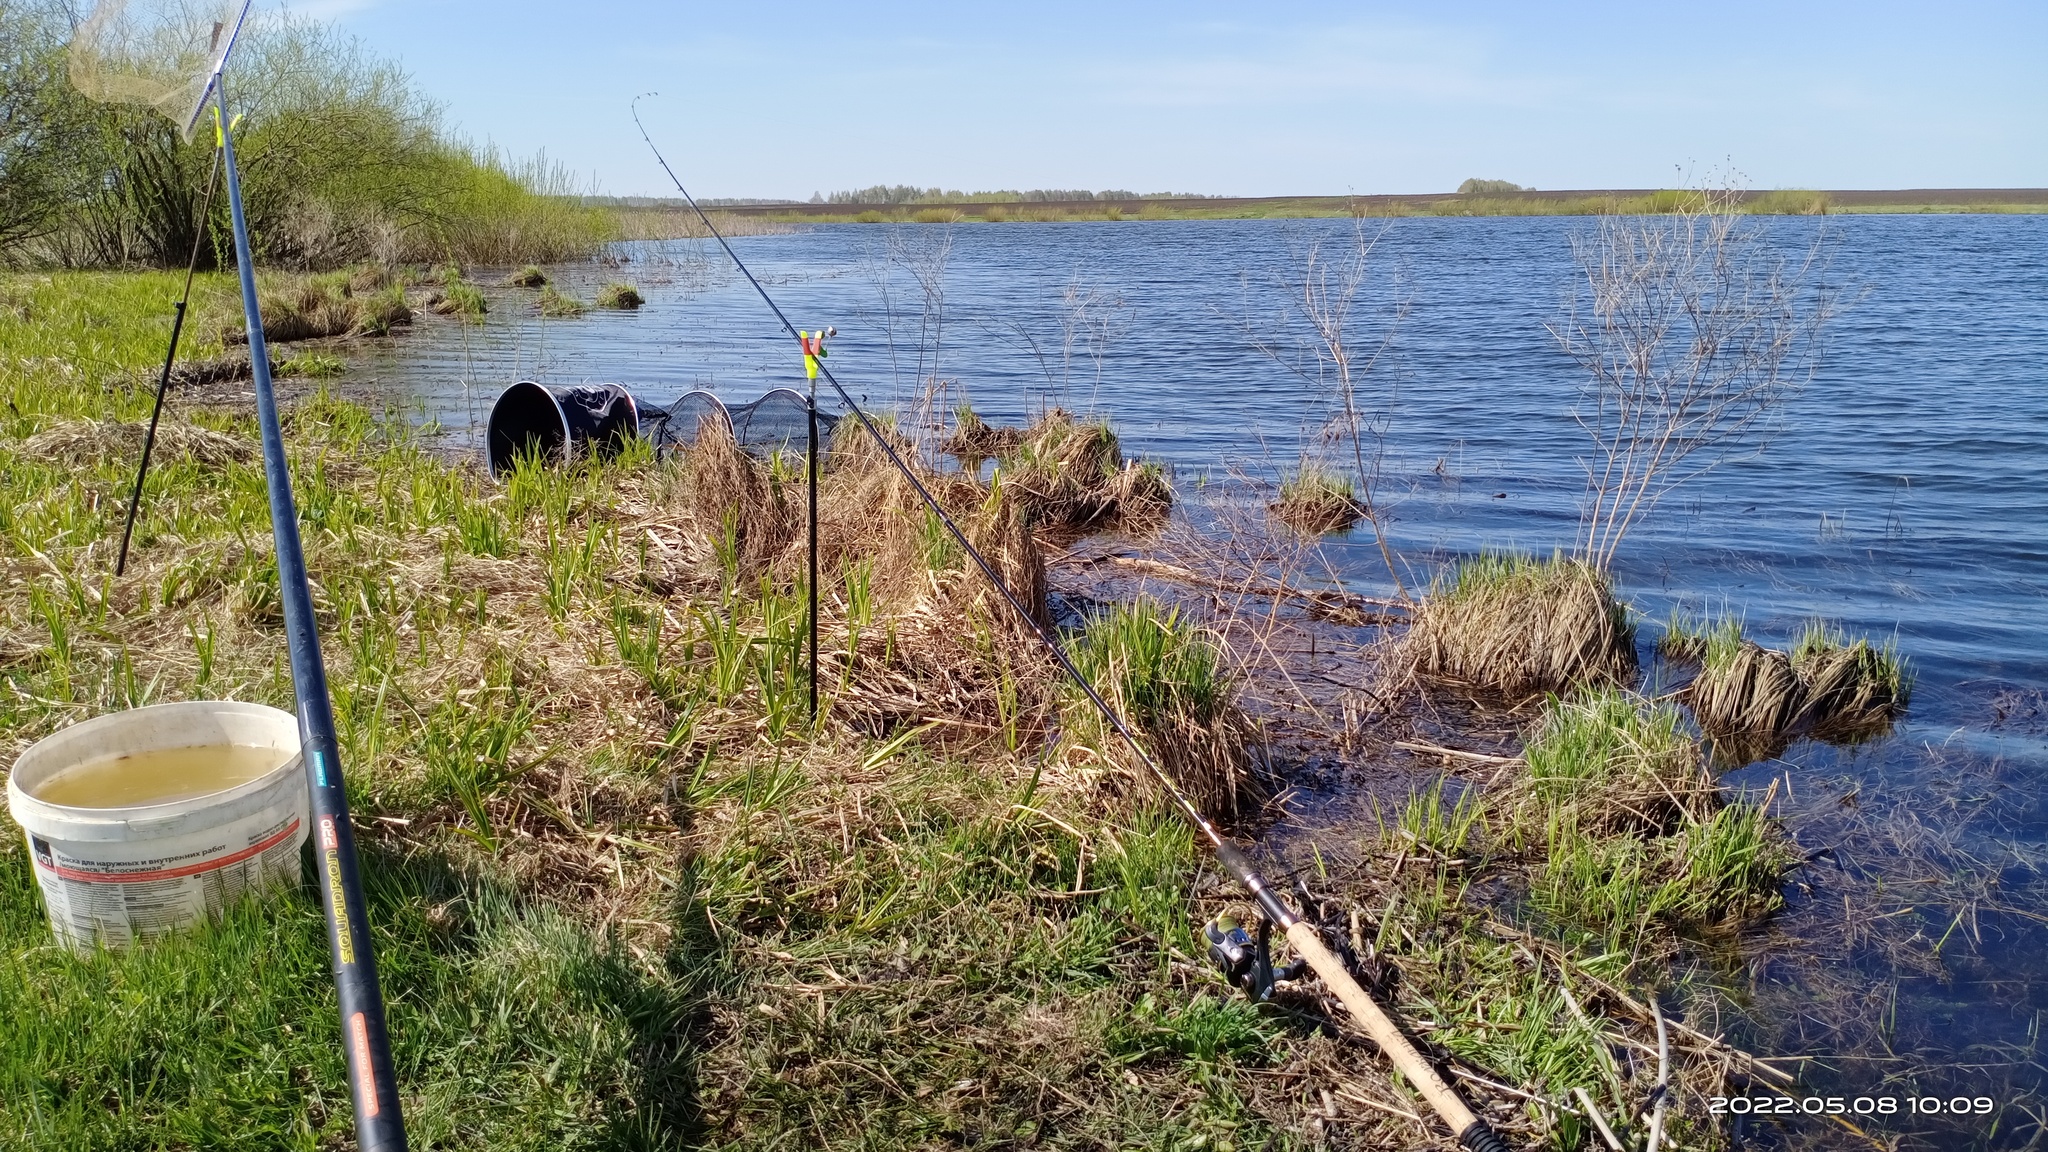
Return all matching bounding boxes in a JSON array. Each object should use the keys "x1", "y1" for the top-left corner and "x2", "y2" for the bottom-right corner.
[
  {"x1": 1683, "y1": 639, "x2": 1803, "y2": 740},
  {"x1": 1267, "y1": 470, "x2": 1365, "y2": 535},
  {"x1": 19, "y1": 418, "x2": 257, "y2": 469},
  {"x1": 944, "y1": 408, "x2": 1172, "y2": 534},
  {"x1": 1669, "y1": 618, "x2": 1910, "y2": 752},
  {"x1": 1403, "y1": 552, "x2": 1635, "y2": 699}
]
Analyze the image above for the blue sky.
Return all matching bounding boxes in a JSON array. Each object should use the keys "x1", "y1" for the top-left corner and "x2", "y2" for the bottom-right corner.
[{"x1": 295, "y1": 0, "x2": 2046, "y2": 198}]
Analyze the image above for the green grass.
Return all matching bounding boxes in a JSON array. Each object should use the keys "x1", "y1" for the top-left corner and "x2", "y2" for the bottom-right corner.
[
  {"x1": 1658, "y1": 609, "x2": 1745, "y2": 665},
  {"x1": 0, "y1": 852, "x2": 694, "y2": 1150},
  {"x1": 1513, "y1": 691, "x2": 1794, "y2": 948},
  {"x1": 1068, "y1": 599, "x2": 1229, "y2": 728}
]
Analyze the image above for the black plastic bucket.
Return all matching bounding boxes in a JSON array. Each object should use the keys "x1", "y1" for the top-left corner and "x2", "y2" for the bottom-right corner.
[{"x1": 485, "y1": 382, "x2": 640, "y2": 479}]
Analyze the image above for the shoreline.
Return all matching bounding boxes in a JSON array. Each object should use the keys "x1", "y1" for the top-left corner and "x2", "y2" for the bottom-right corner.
[{"x1": 637, "y1": 188, "x2": 2048, "y2": 225}]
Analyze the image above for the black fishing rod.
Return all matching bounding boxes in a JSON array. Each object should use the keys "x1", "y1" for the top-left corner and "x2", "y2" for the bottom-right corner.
[
  {"x1": 629, "y1": 98, "x2": 1508, "y2": 1152},
  {"x1": 200, "y1": 18, "x2": 408, "y2": 1149},
  {"x1": 115, "y1": 146, "x2": 222, "y2": 577}
]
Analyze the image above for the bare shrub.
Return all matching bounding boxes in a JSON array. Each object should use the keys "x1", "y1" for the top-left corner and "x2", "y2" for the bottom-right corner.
[
  {"x1": 1243, "y1": 219, "x2": 1410, "y2": 599},
  {"x1": 1551, "y1": 185, "x2": 1838, "y2": 570}
]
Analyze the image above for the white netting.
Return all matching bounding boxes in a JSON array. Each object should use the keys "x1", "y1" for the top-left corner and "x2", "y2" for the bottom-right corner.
[{"x1": 69, "y1": 0, "x2": 245, "y2": 140}]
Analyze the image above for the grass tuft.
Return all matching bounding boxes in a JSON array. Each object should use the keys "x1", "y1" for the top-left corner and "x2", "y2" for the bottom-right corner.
[
  {"x1": 1670, "y1": 616, "x2": 1912, "y2": 752},
  {"x1": 535, "y1": 284, "x2": 588, "y2": 317},
  {"x1": 1267, "y1": 467, "x2": 1363, "y2": 534},
  {"x1": 505, "y1": 264, "x2": 548, "y2": 287},
  {"x1": 1511, "y1": 691, "x2": 1795, "y2": 945},
  {"x1": 949, "y1": 407, "x2": 1173, "y2": 533},
  {"x1": 594, "y1": 282, "x2": 644, "y2": 310},
  {"x1": 1066, "y1": 599, "x2": 1259, "y2": 819},
  {"x1": 1404, "y1": 551, "x2": 1635, "y2": 698}
]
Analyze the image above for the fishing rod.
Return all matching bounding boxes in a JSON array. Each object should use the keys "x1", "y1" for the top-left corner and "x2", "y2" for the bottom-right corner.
[
  {"x1": 629, "y1": 98, "x2": 1509, "y2": 1152},
  {"x1": 115, "y1": 145, "x2": 221, "y2": 577},
  {"x1": 195, "y1": 11, "x2": 408, "y2": 1148}
]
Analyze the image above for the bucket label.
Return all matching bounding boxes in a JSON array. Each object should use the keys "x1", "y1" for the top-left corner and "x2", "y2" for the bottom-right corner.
[{"x1": 25, "y1": 812, "x2": 305, "y2": 950}]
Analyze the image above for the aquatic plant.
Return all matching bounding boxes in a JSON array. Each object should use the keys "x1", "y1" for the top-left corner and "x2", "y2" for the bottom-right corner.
[
  {"x1": 594, "y1": 282, "x2": 643, "y2": 310},
  {"x1": 431, "y1": 280, "x2": 488, "y2": 321},
  {"x1": 535, "y1": 284, "x2": 587, "y2": 317},
  {"x1": 1268, "y1": 467, "x2": 1364, "y2": 534},
  {"x1": 1671, "y1": 616, "x2": 1911, "y2": 749},
  {"x1": 1513, "y1": 690, "x2": 1794, "y2": 943},
  {"x1": 506, "y1": 264, "x2": 548, "y2": 288},
  {"x1": 968, "y1": 408, "x2": 1173, "y2": 532},
  {"x1": 239, "y1": 264, "x2": 413, "y2": 343},
  {"x1": 1403, "y1": 551, "x2": 1635, "y2": 698}
]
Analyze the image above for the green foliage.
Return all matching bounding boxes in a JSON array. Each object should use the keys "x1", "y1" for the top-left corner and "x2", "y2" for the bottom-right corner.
[
  {"x1": 2, "y1": 9, "x2": 616, "y2": 269},
  {"x1": 0, "y1": 1, "x2": 101, "y2": 255},
  {"x1": 1457, "y1": 178, "x2": 1526, "y2": 195}
]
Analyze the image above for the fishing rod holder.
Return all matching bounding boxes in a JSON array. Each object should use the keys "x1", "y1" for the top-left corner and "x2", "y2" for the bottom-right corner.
[{"x1": 1204, "y1": 913, "x2": 1306, "y2": 1002}]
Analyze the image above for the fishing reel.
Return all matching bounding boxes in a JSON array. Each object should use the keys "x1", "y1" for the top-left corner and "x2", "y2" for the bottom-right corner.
[{"x1": 1204, "y1": 913, "x2": 1306, "y2": 1002}]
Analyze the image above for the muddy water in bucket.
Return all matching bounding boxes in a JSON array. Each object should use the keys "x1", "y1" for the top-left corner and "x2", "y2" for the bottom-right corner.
[
  {"x1": 31, "y1": 744, "x2": 289, "y2": 808},
  {"x1": 6, "y1": 700, "x2": 309, "y2": 950}
]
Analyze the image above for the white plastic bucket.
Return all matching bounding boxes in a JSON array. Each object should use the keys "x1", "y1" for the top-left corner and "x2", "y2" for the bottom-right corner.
[{"x1": 6, "y1": 700, "x2": 309, "y2": 951}]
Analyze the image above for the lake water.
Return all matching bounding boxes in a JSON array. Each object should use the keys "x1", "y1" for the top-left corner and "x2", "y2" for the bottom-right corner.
[{"x1": 355, "y1": 214, "x2": 2048, "y2": 1147}]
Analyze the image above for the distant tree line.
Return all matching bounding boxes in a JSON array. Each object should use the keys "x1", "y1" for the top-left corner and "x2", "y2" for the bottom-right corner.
[
  {"x1": 813, "y1": 186, "x2": 1216, "y2": 205},
  {"x1": 0, "y1": 0, "x2": 611, "y2": 269}
]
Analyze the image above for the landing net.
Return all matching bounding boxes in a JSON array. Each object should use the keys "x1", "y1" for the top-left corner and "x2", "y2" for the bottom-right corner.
[{"x1": 69, "y1": 0, "x2": 244, "y2": 140}]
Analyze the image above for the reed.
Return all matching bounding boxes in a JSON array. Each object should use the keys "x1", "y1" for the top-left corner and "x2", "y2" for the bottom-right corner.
[{"x1": 505, "y1": 264, "x2": 548, "y2": 287}]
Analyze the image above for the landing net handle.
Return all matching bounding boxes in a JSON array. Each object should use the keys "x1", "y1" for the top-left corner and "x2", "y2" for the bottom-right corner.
[
  {"x1": 629, "y1": 100, "x2": 1508, "y2": 1152},
  {"x1": 214, "y1": 80, "x2": 409, "y2": 1152}
]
